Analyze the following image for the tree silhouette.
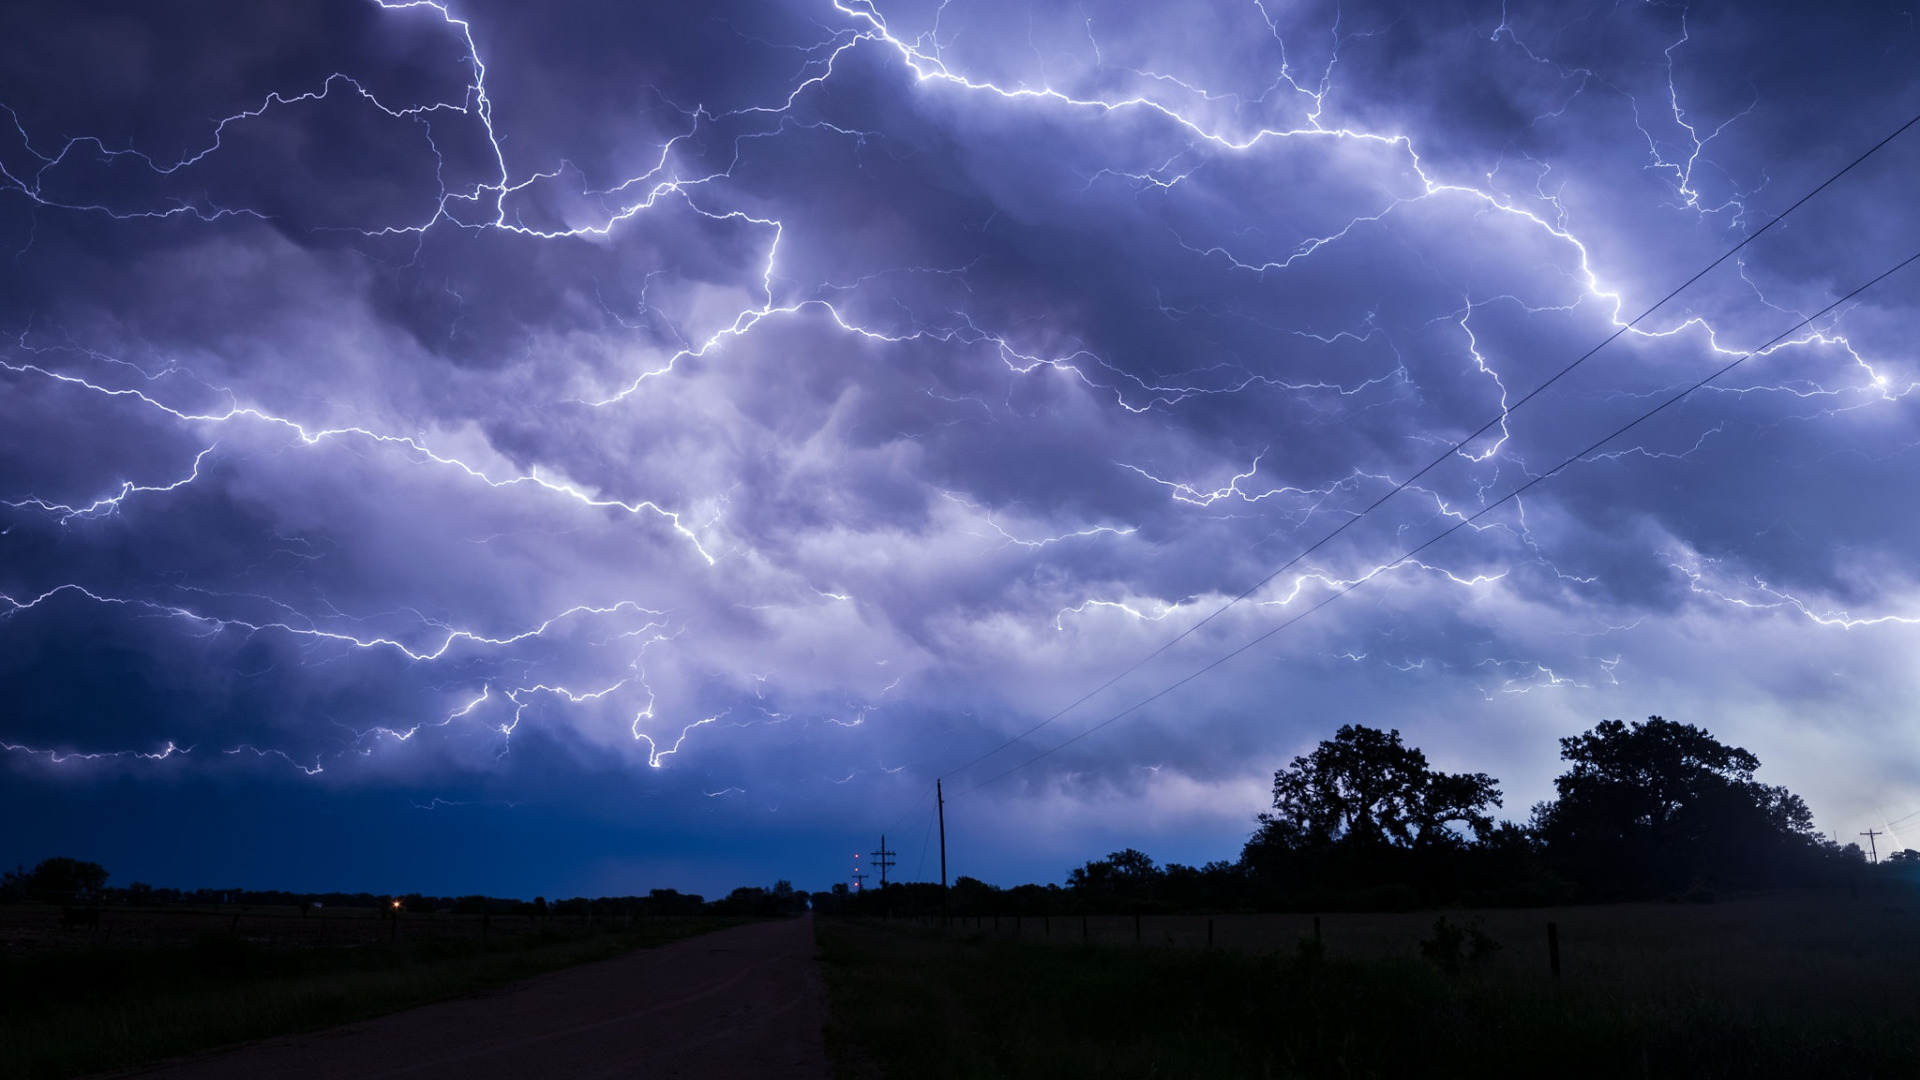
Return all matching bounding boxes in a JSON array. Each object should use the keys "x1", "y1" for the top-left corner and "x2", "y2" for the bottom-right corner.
[
  {"x1": 1533, "y1": 716, "x2": 1822, "y2": 892},
  {"x1": 1250, "y1": 725, "x2": 1501, "y2": 853},
  {"x1": 1238, "y1": 725, "x2": 1503, "y2": 907},
  {"x1": 2, "y1": 857, "x2": 109, "y2": 903},
  {"x1": 1068, "y1": 849, "x2": 1165, "y2": 907}
]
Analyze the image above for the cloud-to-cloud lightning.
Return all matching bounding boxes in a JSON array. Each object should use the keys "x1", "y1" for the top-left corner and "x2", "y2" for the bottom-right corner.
[{"x1": 1, "y1": 0, "x2": 1916, "y2": 895}]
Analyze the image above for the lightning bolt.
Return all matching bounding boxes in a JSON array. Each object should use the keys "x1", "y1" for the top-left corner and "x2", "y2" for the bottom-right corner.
[{"x1": 0, "y1": 0, "x2": 1909, "y2": 804}]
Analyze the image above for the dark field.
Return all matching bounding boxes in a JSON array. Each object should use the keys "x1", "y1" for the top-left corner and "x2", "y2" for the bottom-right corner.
[
  {"x1": 0, "y1": 906, "x2": 738, "y2": 1080},
  {"x1": 819, "y1": 889, "x2": 1920, "y2": 1079}
]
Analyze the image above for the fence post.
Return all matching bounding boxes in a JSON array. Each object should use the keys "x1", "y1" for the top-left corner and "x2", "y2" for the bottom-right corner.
[
  {"x1": 1207, "y1": 918, "x2": 1214, "y2": 948},
  {"x1": 1547, "y1": 922, "x2": 1561, "y2": 978},
  {"x1": 1134, "y1": 912, "x2": 1141, "y2": 943},
  {"x1": 1082, "y1": 915, "x2": 1089, "y2": 944},
  {"x1": 1313, "y1": 915, "x2": 1321, "y2": 942},
  {"x1": 1045, "y1": 915, "x2": 1051, "y2": 938}
]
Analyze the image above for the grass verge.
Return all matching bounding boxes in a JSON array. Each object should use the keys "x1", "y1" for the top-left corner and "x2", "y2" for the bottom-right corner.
[
  {"x1": 817, "y1": 918, "x2": 1918, "y2": 1079},
  {"x1": 1, "y1": 917, "x2": 741, "y2": 1079}
]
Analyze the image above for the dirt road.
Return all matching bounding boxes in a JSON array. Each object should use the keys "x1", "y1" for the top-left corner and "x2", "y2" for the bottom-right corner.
[{"x1": 122, "y1": 916, "x2": 829, "y2": 1080}]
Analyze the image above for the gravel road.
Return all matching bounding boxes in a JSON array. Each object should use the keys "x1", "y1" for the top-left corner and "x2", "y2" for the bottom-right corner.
[{"x1": 118, "y1": 916, "x2": 830, "y2": 1079}]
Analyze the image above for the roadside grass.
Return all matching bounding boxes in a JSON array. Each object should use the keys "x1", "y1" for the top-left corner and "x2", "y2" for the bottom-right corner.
[
  {"x1": 1, "y1": 916, "x2": 740, "y2": 1080},
  {"x1": 817, "y1": 914, "x2": 1920, "y2": 1079}
]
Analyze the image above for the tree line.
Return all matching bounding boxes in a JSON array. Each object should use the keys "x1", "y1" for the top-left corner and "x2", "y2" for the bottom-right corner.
[
  {"x1": 0, "y1": 859, "x2": 813, "y2": 919},
  {"x1": 828, "y1": 716, "x2": 1917, "y2": 916}
]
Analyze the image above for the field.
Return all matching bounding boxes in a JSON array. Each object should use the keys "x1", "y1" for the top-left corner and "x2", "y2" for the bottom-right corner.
[
  {"x1": 818, "y1": 888, "x2": 1920, "y2": 1079},
  {"x1": 0, "y1": 904, "x2": 738, "y2": 1080}
]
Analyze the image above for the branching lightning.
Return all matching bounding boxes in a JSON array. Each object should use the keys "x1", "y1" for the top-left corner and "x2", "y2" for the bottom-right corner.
[{"x1": 0, "y1": 0, "x2": 1912, "y2": 814}]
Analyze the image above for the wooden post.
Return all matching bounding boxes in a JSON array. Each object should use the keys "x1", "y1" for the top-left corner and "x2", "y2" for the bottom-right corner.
[
  {"x1": 1015, "y1": 914, "x2": 1021, "y2": 936},
  {"x1": 1134, "y1": 912, "x2": 1141, "y2": 943},
  {"x1": 1313, "y1": 915, "x2": 1321, "y2": 941},
  {"x1": 1082, "y1": 915, "x2": 1089, "y2": 944},
  {"x1": 1207, "y1": 918, "x2": 1214, "y2": 948},
  {"x1": 1045, "y1": 915, "x2": 1051, "y2": 938},
  {"x1": 1547, "y1": 922, "x2": 1561, "y2": 978},
  {"x1": 937, "y1": 780, "x2": 948, "y2": 928}
]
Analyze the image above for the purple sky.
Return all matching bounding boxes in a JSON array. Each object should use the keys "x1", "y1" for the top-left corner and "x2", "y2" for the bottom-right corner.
[{"x1": 4, "y1": 0, "x2": 1919, "y2": 898}]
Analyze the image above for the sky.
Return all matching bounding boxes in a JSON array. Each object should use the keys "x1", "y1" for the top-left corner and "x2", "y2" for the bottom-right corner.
[{"x1": 3, "y1": 0, "x2": 1919, "y2": 899}]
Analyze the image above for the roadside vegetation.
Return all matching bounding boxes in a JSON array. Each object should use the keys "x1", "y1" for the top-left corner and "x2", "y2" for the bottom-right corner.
[{"x1": 0, "y1": 915, "x2": 740, "y2": 1080}]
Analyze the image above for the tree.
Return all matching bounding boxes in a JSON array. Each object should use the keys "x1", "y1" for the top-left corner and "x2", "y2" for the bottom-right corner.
[
  {"x1": 1159, "y1": 860, "x2": 1247, "y2": 910},
  {"x1": 1238, "y1": 726, "x2": 1504, "y2": 907},
  {"x1": 1533, "y1": 716, "x2": 1823, "y2": 892},
  {"x1": 2, "y1": 857, "x2": 109, "y2": 903},
  {"x1": 1248, "y1": 725, "x2": 1501, "y2": 854},
  {"x1": 1067, "y1": 849, "x2": 1164, "y2": 907}
]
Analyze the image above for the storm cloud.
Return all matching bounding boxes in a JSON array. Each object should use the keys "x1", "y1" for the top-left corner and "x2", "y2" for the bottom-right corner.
[{"x1": 3, "y1": 0, "x2": 1918, "y2": 896}]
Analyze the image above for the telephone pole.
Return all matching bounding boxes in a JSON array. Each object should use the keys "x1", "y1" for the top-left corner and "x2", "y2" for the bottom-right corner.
[
  {"x1": 1861, "y1": 828, "x2": 1883, "y2": 864},
  {"x1": 871, "y1": 835, "x2": 897, "y2": 890},
  {"x1": 937, "y1": 779, "x2": 949, "y2": 927},
  {"x1": 851, "y1": 852, "x2": 867, "y2": 892}
]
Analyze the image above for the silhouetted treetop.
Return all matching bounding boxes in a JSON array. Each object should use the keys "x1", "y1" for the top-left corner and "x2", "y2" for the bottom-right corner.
[
  {"x1": 1533, "y1": 716, "x2": 1823, "y2": 892},
  {"x1": 1068, "y1": 849, "x2": 1159, "y2": 891},
  {"x1": 2, "y1": 857, "x2": 109, "y2": 903},
  {"x1": 1253, "y1": 725, "x2": 1501, "y2": 853},
  {"x1": 1556, "y1": 716, "x2": 1759, "y2": 822}
]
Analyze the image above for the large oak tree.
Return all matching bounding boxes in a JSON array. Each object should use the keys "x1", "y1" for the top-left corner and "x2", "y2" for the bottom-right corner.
[{"x1": 1532, "y1": 716, "x2": 1822, "y2": 892}]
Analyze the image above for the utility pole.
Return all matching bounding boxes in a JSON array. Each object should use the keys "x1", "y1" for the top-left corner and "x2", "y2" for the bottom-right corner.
[
  {"x1": 1861, "y1": 828, "x2": 1883, "y2": 864},
  {"x1": 851, "y1": 852, "x2": 867, "y2": 892},
  {"x1": 872, "y1": 835, "x2": 897, "y2": 890},
  {"x1": 937, "y1": 779, "x2": 949, "y2": 927}
]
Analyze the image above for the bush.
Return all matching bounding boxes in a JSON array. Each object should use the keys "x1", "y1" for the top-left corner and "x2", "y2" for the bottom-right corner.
[{"x1": 1417, "y1": 916, "x2": 1501, "y2": 975}]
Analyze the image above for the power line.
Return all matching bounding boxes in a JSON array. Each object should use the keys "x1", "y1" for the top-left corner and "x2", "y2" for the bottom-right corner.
[
  {"x1": 882, "y1": 781, "x2": 934, "y2": 838},
  {"x1": 947, "y1": 246, "x2": 1920, "y2": 801},
  {"x1": 928, "y1": 108, "x2": 1920, "y2": 788}
]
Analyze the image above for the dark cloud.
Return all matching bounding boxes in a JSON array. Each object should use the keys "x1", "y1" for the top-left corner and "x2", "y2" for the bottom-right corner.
[{"x1": 3, "y1": 0, "x2": 1918, "y2": 893}]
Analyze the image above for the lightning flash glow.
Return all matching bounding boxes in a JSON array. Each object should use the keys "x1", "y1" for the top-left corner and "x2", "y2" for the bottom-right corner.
[{"x1": 1, "y1": 0, "x2": 1916, "y2": 893}]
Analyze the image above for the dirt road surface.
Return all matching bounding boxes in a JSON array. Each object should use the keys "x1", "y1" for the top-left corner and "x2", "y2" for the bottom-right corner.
[{"x1": 120, "y1": 916, "x2": 830, "y2": 1080}]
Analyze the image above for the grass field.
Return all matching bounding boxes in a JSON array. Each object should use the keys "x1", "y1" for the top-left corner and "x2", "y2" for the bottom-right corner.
[
  {"x1": 818, "y1": 889, "x2": 1920, "y2": 1079},
  {"x1": 0, "y1": 909, "x2": 739, "y2": 1080}
]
